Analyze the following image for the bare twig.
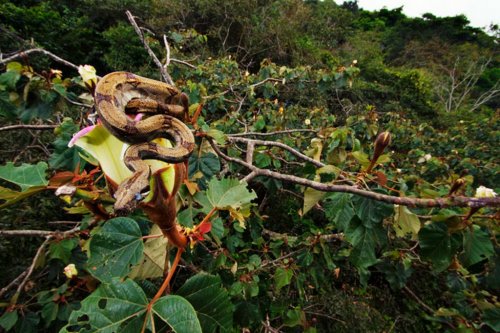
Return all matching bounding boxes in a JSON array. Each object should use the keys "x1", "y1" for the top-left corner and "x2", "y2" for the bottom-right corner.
[
  {"x1": 208, "y1": 138, "x2": 500, "y2": 209},
  {"x1": 11, "y1": 237, "x2": 51, "y2": 304},
  {"x1": 0, "y1": 270, "x2": 27, "y2": 299},
  {"x1": 0, "y1": 230, "x2": 53, "y2": 237},
  {"x1": 229, "y1": 136, "x2": 324, "y2": 168},
  {"x1": 125, "y1": 10, "x2": 173, "y2": 85},
  {"x1": 0, "y1": 48, "x2": 79, "y2": 70},
  {"x1": 0, "y1": 124, "x2": 57, "y2": 132}
]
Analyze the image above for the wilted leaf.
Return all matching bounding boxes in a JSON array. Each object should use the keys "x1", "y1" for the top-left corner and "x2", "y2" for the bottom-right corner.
[
  {"x1": 0, "y1": 185, "x2": 46, "y2": 208},
  {"x1": 393, "y1": 205, "x2": 420, "y2": 238},
  {"x1": 87, "y1": 217, "x2": 144, "y2": 282},
  {"x1": 302, "y1": 187, "x2": 326, "y2": 216},
  {"x1": 129, "y1": 225, "x2": 168, "y2": 280},
  {"x1": 177, "y1": 273, "x2": 233, "y2": 333},
  {"x1": 0, "y1": 162, "x2": 48, "y2": 191}
]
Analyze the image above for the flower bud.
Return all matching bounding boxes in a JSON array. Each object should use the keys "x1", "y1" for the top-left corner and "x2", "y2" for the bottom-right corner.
[
  {"x1": 372, "y1": 131, "x2": 391, "y2": 161},
  {"x1": 366, "y1": 131, "x2": 391, "y2": 173}
]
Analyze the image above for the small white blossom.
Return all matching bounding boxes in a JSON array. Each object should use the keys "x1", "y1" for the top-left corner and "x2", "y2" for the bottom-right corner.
[
  {"x1": 63, "y1": 264, "x2": 78, "y2": 279},
  {"x1": 475, "y1": 186, "x2": 497, "y2": 198},
  {"x1": 304, "y1": 119, "x2": 311, "y2": 125},
  {"x1": 417, "y1": 153, "x2": 432, "y2": 164}
]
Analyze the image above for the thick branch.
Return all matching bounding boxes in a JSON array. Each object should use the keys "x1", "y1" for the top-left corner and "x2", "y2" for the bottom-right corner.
[
  {"x1": 209, "y1": 139, "x2": 500, "y2": 209},
  {"x1": 228, "y1": 129, "x2": 317, "y2": 137}
]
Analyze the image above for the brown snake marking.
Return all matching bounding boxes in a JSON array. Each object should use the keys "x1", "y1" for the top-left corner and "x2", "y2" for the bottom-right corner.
[{"x1": 94, "y1": 72, "x2": 195, "y2": 214}]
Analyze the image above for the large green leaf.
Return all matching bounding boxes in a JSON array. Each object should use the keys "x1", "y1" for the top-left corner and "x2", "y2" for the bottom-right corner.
[
  {"x1": 177, "y1": 273, "x2": 233, "y2": 333},
  {"x1": 419, "y1": 222, "x2": 461, "y2": 272},
  {"x1": 323, "y1": 192, "x2": 355, "y2": 230},
  {"x1": 152, "y1": 296, "x2": 202, "y2": 333},
  {"x1": 87, "y1": 217, "x2": 144, "y2": 283},
  {"x1": 0, "y1": 162, "x2": 48, "y2": 191},
  {"x1": 195, "y1": 177, "x2": 257, "y2": 228},
  {"x1": 345, "y1": 217, "x2": 386, "y2": 285},
  {"x1": 60, "y1": 278, "x2": 148, "y2": 333},
  {"x1": 60, "y1": 278, "x2": 201, "y2": 333},
  {"x1": 353, "y1": 195, "x2": 393, "y2": 227},
  {"x1": 204, "y1": 178, "x2": 257, "y2": 210},
  {"x1": 460, "y1": 225, "x2": 494, "y2": 267},
  {"x1": 189, "y1": 152, "x2": 220, "y2": 183}
]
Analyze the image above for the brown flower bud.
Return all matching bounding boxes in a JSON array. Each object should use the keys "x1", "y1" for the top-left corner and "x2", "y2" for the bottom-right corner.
[
  {"x1": 448, "y1": 178, "x2": 465, "y2": 196},
  {"x1": 366, "y1": 131, "x2": 391, "y2": 173}
]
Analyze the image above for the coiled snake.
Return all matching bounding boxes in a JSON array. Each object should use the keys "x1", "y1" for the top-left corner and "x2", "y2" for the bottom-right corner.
[{"x1": 94, "y1": 72, "x2": 195, "y2": 214}]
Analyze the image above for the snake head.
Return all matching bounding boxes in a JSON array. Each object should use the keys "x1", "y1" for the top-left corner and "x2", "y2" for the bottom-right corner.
[{"x1": 113, "y1": 168, "x2": 151, "y2": 215}]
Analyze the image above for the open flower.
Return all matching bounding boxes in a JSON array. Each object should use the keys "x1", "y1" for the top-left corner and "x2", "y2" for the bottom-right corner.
[
  {"x1": 475, "y1": 186, "x2": 497, "y2": 198},
  {"x1": 63, "y1": 263, "x2": 78, "y2": 279},
  {"x1": 78, "y1": 65, "x2": 97, "y2": 85}
]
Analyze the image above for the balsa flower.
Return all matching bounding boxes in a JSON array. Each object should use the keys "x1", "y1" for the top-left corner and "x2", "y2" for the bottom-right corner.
[
  {"x1": 63, "y1": 263, "x2": 78, "y2": 279},
  {"x1": 475, "y1": 186, "x2": 497, "y2": 198}
]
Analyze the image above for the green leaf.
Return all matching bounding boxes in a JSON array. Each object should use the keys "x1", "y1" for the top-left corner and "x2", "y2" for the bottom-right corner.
[
  {"x1": 152, "y1": 296, "x2": 202, "y2": 333},
  {"x1": 0, "y1": 310, "x2": 18, "y2": 331},
  {"x1": 393, "y1": 205, "x2": 421, "y2": 238},
  {"x1": 87, "y1": 217, "x2": 144, "y2": 283},
  {"x1": 177, "y1": 273, "x2": 233, "y2": 333},
  {"x1": 189, "y1": 152, "x2": 220, "y2": 183},
  {"x1": 274, "y1": 267, "x2": 293, "y2": 292},
  {"x1": 460, "y1": 225, "x2": 494, "y2": 267},
  {"x1": 419, "y1": 222, "x2": 461, "y2": 272},
  {"x1": 0, "y1": 162, "x2": 48, "y2": 191},
  {"x1": 346, "y1": 217, "x2": 386, "y2": 285},
  {"x1": 129, "y1": 225, "x2": 168, "y2": 280},
  {"x1": 49, "y1": 238, "x2": 78, "y2": 263},
  {"x1": 324, "y1": 192, "x2": 355, "y2": 230},
  {"x1": 60, "y1": 278, "x2": 148, "y2": 333},
  {"x1": 483, "y1": 308, "x2": 500, "y2": 331},
  {"x1": 351, "y1": 151, "x2": 370, "y2": 167},
  {"x1": 205, "y1": 178, "x2": 257, "y2": 210},
  {"x1": 353, "y1": 195, "x2": 393, "y2": 227}
]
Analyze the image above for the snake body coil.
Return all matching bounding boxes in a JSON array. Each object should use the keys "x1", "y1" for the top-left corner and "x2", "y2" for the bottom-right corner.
[{"x1": 94, "y1": 72, "x2": 195, "y2": 214}]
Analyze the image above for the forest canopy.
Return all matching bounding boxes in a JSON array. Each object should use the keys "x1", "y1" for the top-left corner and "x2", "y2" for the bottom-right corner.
[{"x1": 0, "y1": 1, "x2": 499, "y2": 332}]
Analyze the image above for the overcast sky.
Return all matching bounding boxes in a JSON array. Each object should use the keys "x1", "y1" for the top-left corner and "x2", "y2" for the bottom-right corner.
[{"x1": 355, "y1": 0, "x2": 499, "y2": 30}]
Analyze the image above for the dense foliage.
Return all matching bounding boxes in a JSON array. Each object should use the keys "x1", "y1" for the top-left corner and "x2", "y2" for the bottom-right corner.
[{"x1": 0, "y1": 1, "x2": 498, "y2": 332}]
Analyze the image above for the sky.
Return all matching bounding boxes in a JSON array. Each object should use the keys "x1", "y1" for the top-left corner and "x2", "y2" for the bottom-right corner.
[{"x1": 355, "y1": 0, "x2": 499, "y2": 30}]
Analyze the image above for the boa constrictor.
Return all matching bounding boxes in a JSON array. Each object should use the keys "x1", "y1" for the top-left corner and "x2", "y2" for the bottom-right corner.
[{"x1": 94, "y1": 72, "x2": 195, "y2": 214}]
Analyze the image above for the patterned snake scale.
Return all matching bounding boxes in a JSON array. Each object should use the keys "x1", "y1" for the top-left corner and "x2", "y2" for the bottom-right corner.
[{"x1": 94, "y1": 72, "x2": 195, "y2": 214}]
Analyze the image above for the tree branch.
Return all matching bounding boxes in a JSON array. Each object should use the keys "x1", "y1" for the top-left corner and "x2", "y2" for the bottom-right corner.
[
  {"x1": 126, "y1": 11, "x2": 173, "y2": 85},
  {"x1": 208, "y1": 138, "x2": 500, "y2": 209},
  {"x1": 0, "y1": 48, "x2": 80, "y2": 70},
  {"x1": 228, "y1": 129, "x2": 317, "y2": 137},
  {"x1": 0, "y1": 124, "x2": 57, "y2": 132}
]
